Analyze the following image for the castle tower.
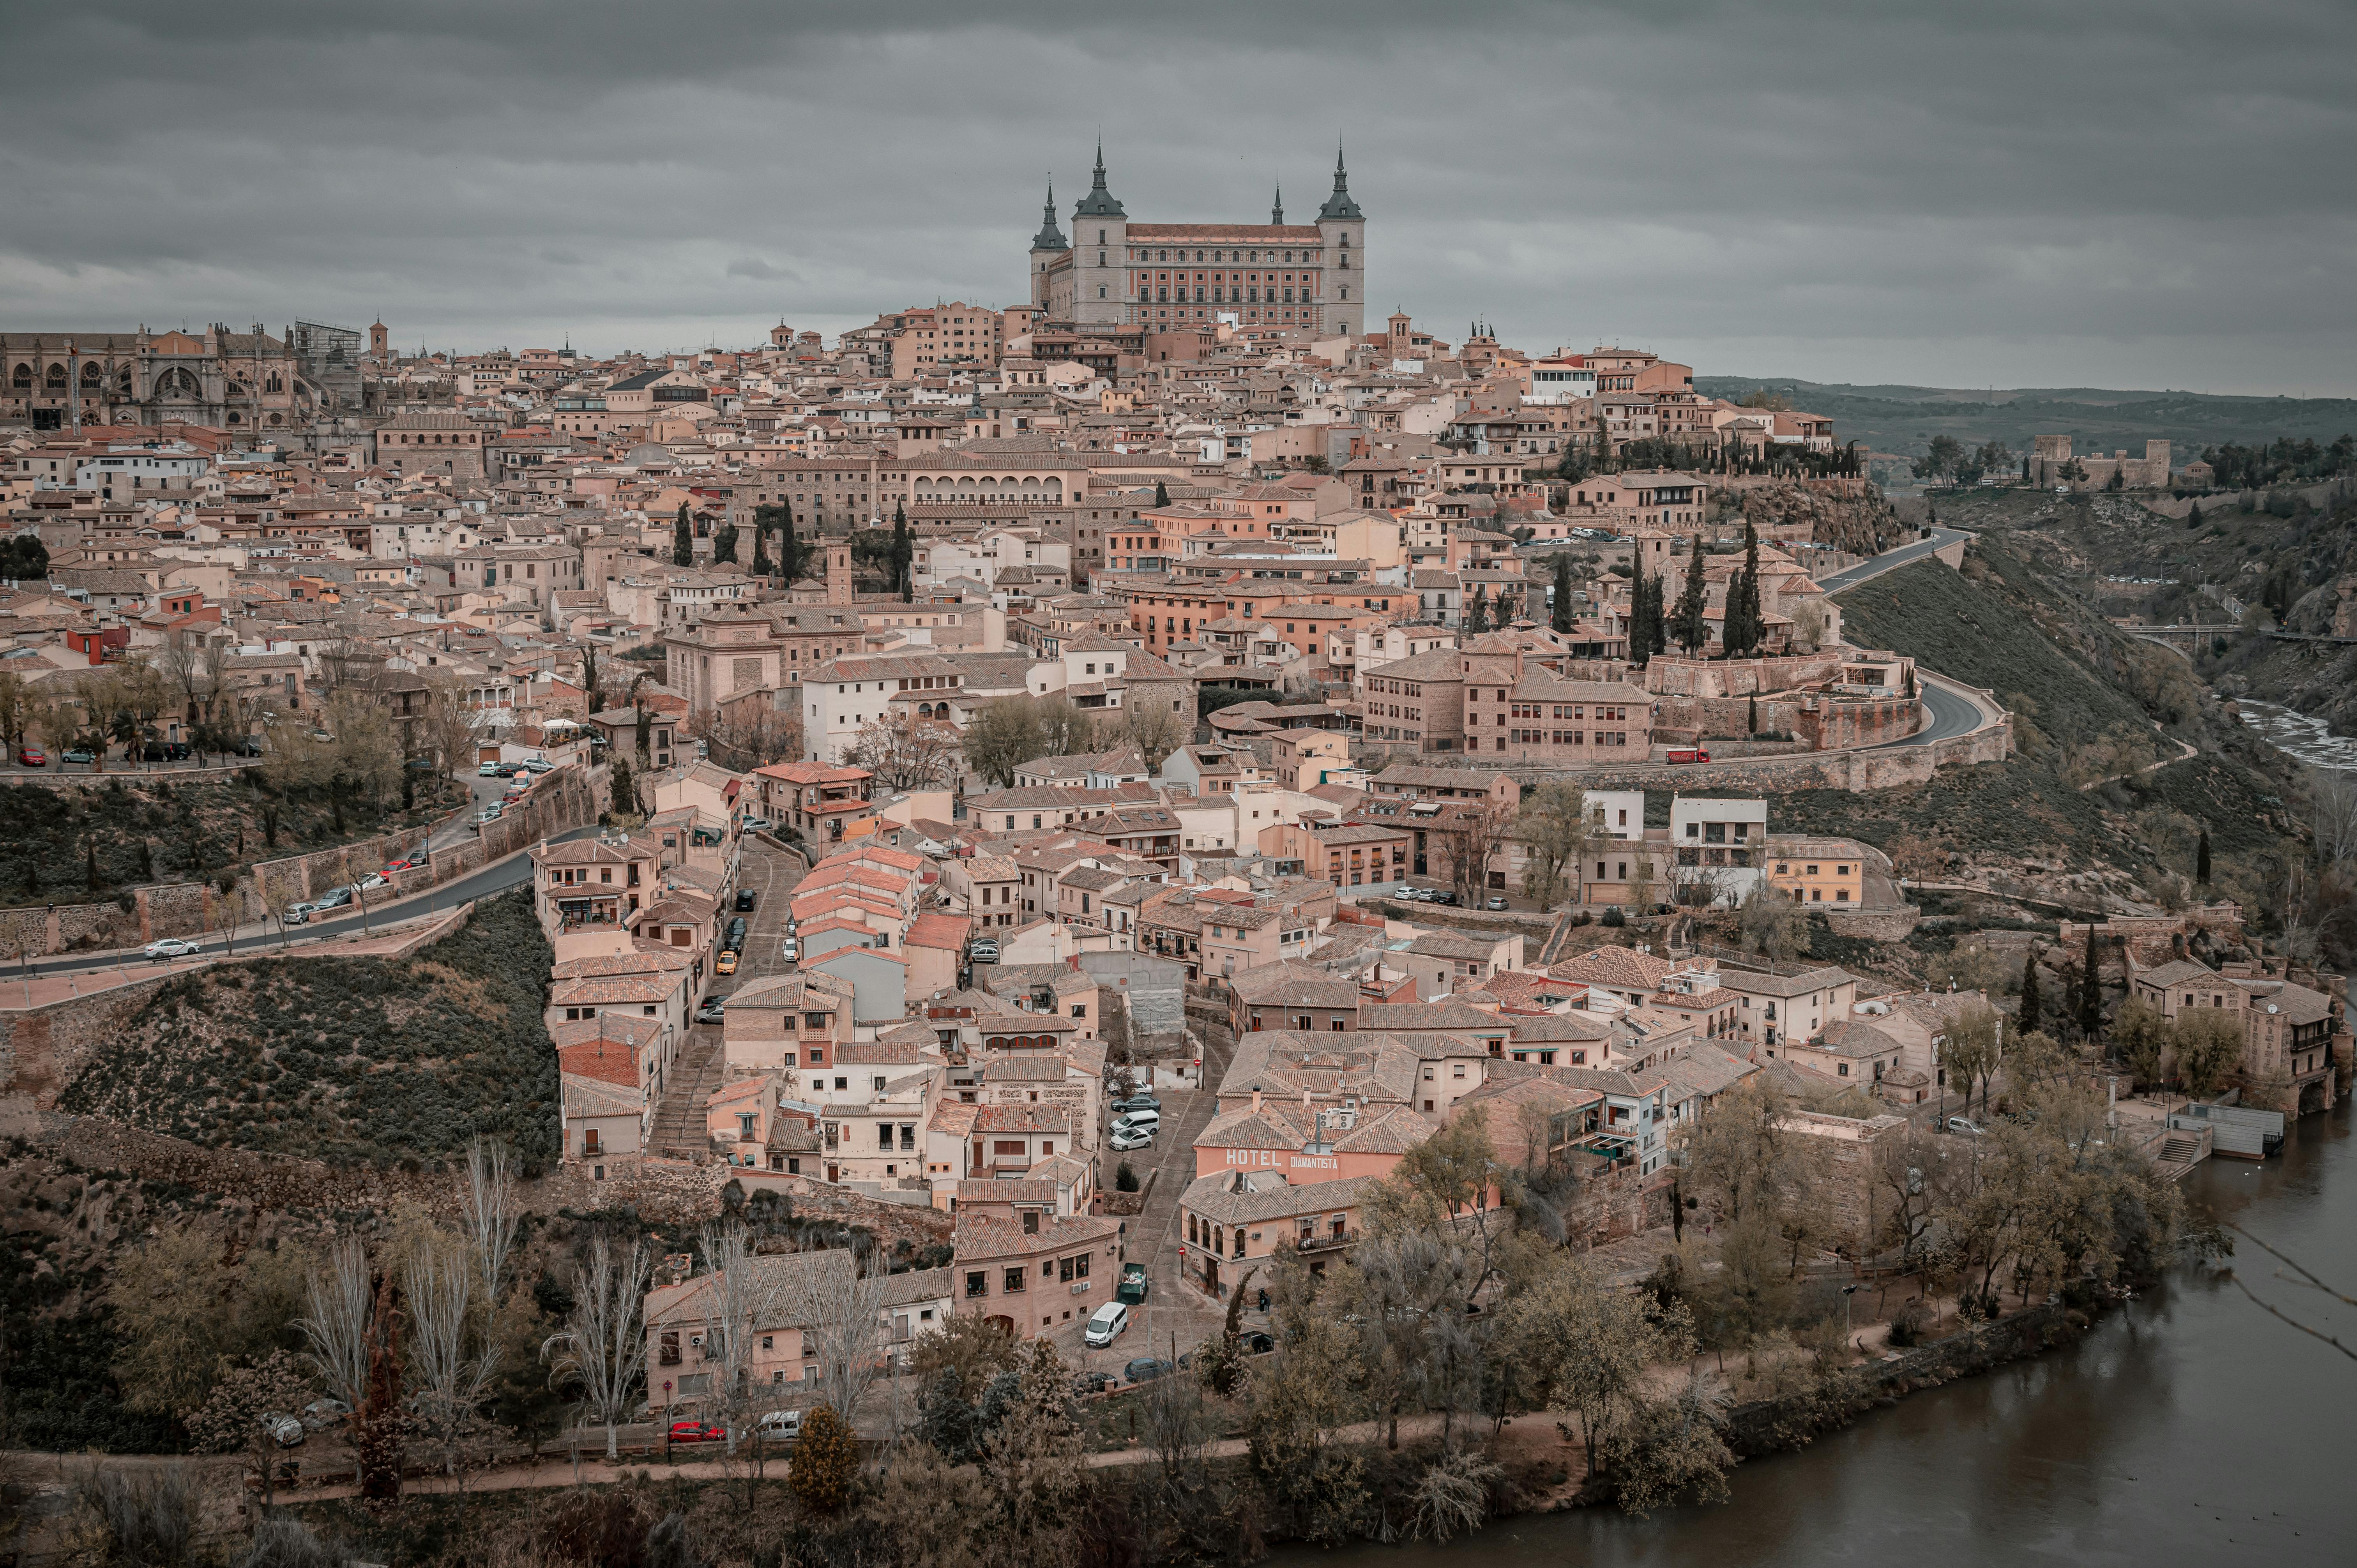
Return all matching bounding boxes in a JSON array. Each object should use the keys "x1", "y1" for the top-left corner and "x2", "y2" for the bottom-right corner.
[
  {"x1": 1388, "y1": 311, "x2": 1412, "y2": 360},
  {"x1": 825, "y1": 540, "x2": 852, "y2": 605},
  {"x1": 369, "y1": 318, "x2": 389, "y2": 363},
  {"x1": 1271, "y1": 184, "x2": 1284, "y2": 225},
  {"x1": 1070, "y1": 143, "x2": 1127, "y2": 328},
  {"x1": 1316, "y1": 147, "x2": 1366, "y2": 341},
  {"x1": 1029, "y1": 181, "x2": 1069, "y2": 311}
]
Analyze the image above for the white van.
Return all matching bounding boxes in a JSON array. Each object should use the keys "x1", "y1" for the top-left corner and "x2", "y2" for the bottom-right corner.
[
  {"x1": 756, "y1": 1409, "x2": 802, "y2": 1441},
  {"x1": 1083, "y1": 1301, "x2": 1129, "y2": 1348}
]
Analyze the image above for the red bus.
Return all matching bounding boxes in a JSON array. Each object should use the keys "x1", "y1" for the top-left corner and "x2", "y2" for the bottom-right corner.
[{"x1": 1666, "y1": 747, "x2": 1711, "y2": 765}]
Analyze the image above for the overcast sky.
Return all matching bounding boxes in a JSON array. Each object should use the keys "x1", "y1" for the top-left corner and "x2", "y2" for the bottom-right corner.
[{"x1": 7, "y1": 1, "x2": 2355, "y2": 395}]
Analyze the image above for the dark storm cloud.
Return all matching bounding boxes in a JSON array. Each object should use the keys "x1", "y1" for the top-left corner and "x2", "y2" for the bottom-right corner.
[{"x1": 4, "y1": 1, "x2": 2353, "y2": 390}]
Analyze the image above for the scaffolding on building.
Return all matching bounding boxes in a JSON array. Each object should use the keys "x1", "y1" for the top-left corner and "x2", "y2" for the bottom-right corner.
[{"x1": 289, "y1": 321, "x2": 365, "y2": 410}]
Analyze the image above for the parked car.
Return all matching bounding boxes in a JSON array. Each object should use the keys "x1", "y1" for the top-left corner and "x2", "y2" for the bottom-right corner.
[
  {"x1": 261, "y1": 1413, "x2": 306, "y2": 1448},
  {"x1": 1483, "y1": 896, "x2": 1509, "y2": 911},
  {"x1": 477, "y1": 761, "x2": 504, "y2": 777},
  {"x1": 1072, "y1": 1370, "x2": 1115, "y2": 1397},
  {"x1": 1242, "y1": 1331, "x2": 1276, "y2": 1355},
  {"x1": 1114, "y1": 1093, "x2": 1160, "y2": 1115},
  {"x1": 1396, "y1": 886, "x2": 1429, "y2": 902},
  {"x1": 1109, "y1": 1127, "x2": 1154, "y2": 1152},
  {"x1": 667, "y1": 1420, "x2": 726, "y2": 1445},
  {"x1": 385, "y1": 857, "x2": 422, "y2": 874},
  {"x1": 779, "y1": 938, "x2": 799, "y2": 964},
  {"x1": 474, "y1": 804, "x2": 505, "y2": 825},
  {"x1": 1430, "y1": 891, "x2": 1461, "y2": 907},
  {"x1": 16, "y1": 746, "x2": 45, "y2": 767},
  {"x1": 754, "y1": 1409, "x2": 802, "y2": 1441},
  {"x1": 522, "y1": 757, "x2": 554, "y2": 773},
  {"x1": 1117, "y1": 1263, "x2": 1150, "y2": 1306},
  {"x1": 1946, "y1": 1116, "x2": 1988, "y2": 1136},
  {"x1": 281, "y1": 903, "x2": 314, "y2": 926},
  {"x1": 490, "y1": 761, "x2": 522, "y2": 777},
  {"x1": 969, "y1": 940, "x2": 1000, "y2": 964},
  {"x1": 301, "y1": 1398, "x2": 352, "y2": 1429},
  {"x1": 1112, "y1": 1108, "x2": 1161, "y2": 1134},
  {"x1": 695, "y1": 999, "x2": 727, "y2": 1026},
  {"x1": 735, "y1": 889, "x2": 757, "y2": 912},
  {"x1": 144, "y1": 938, "x2": 202, "y2": 959},
  {"x1": 714, "y1": 950, "x2": 739, "y2": 976},
  {"x1": 62, "y1": 748, "x2": 97, "y2": 766},
  {"x1": 1085, "y1": 1303, "x2": 1130, "y2": 1349},
  {"x1": 741, "y1": 816, "x2": 772, "y2": 833},
  {"x1": 354, "y1": 871, "x2": 390, "y2": 892},
  {"x1": 313, "y1": 886, "x2": 353, "y2": 910},
  {"x1": 1122, "y1": 1356, "x2": 1172, "y2": 1384}
]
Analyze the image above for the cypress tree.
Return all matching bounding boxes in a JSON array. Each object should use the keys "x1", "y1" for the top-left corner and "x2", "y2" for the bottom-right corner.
[
  {"x1": 2080, "y1": 920, "x2": 2104, "y2": 1040},
  {"x1": 1672, "y1": 534, "x2": 1710, "y2": 653},
  {"x1": 672, "y1": 503, "x2": 693, "y2": 567},
  {"x1": 892, "y1": 502, "x2": 913, "y2": 602},
  {"x1": 1466, "y1": 584, "x2": 1489, "y2": 634},
  {"x1": 780, "y1": 501, "x2": 801, "y2": 582},
  {"x1": 2187, "y1": 501, "x2": 2204, "y2": 530},
  {"x1": 1154, "y1": 480, "x2": 1169, "y2": 507},
  {"x1": 710, "y1": 521, "x2": 738, "y2": 563},
  {"x1": 2020, "y1": 951, "x2": 2042, "y2": 1034},
  {"x1": 751, "y1": 510, "x2": 772, "y2": 577},
  {"x1": 2196, "y1": 825, "x2": 2211, "y2": 885},
  {"x1": 1748, "y1": 693, "x2": 1758, "y2": 735},
  {"x1": 1551, "y1": 554, "x2": 1573, "y2": 633}
]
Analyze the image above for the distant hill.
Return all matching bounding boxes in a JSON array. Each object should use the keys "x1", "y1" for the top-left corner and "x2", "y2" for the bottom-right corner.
[{"x1": 1694, "y1": 376, "x2": 2357, "y2": 463}]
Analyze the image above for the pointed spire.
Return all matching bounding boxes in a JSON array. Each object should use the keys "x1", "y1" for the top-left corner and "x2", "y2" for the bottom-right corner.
[
  {"x1": 1075, "y1": 143, "x2": 1124, "y2": 217},
  {"x1": 1318, "y1": 141, "x2": 1362, "y2": 222},
  {"x1": 1032, "y1": 178, "x2": 1068, "y2": 250},
  {"x1": 1271, "y1": 182, "x2": 1285, "y2": 225}
]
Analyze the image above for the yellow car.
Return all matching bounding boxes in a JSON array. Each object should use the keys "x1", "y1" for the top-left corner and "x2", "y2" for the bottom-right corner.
[{"x1": 714, "y1": 949, "x2": 739, "y2": 976}]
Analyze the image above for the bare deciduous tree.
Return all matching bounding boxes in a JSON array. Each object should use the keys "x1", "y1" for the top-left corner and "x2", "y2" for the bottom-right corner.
[
  {"x1": 788, "y1": 1247, "x2": 894, "y2": 1431},
  {"x1": 462, "y1": 1138, "x2": 519, "y2": 1321},
  {"x1": 405, "y1": 1240, "x2": 500, "y2": 1485},
  {"x1": 542, "y1": 1234, "x2": 652, "y2": 1462}
]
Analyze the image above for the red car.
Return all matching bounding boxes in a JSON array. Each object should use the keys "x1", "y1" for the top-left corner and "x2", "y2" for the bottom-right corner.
[
  {"x1": 667, "y1": 1419, "x2": 726, "y2": 1444},
  {"x1": 1665, "y1": 747, "x2": 1711, "y2": 765},
  {"x1": 16, "y1": 746, "x2": 45, "y2": 768},
  {"x1": 382, "y1": 858, "x2": 421, "y2": 874}
]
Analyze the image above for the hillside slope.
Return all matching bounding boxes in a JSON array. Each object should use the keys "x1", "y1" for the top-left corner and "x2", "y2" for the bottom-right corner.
[
  {"x1": 58, "y1": 888, "x2": 560, "y2": 1168},
  {"x1": 1772, "y1": 543, "x2": 2304, "y2": 909}
]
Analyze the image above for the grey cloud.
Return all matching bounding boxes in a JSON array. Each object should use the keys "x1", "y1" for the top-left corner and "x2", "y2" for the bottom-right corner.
[
  {"x1": 726, "y1": 258, "x2": 797, "y2": 282},
  {"x1": 3, "y1": 1, "x2": 2353, "y2": 389}
]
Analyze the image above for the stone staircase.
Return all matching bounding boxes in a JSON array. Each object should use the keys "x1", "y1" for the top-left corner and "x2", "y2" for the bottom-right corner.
[
  {"x1": 2149, "y1": 1131, "x2": 2205, "y2": 1183},
  {"x1": 648, "y1": 1032, "x2": 722, "y2": 1160}
]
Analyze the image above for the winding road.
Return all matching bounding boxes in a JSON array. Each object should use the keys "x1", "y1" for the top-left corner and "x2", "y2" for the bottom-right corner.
[
  {"x1": 14, "y1": 824, "x2": 601, "y2": 979},
  {"x1": 1817, "y1": 524, "x2": 1972, "y2": 592}
]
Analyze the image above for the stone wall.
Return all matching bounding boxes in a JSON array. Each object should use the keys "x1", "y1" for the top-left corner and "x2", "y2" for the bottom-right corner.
[
  {"x1": 1781, "y1": 1110, "x2": 1910, "y2": 1251},
  {"x1": 0, "y1": 972, "x2": 181, "y2": 1105},
  {"x1": 1643, "y1": 652, "x2": 1844, "y2": 698},
  {"x1": 1799, "y1": 695, "x2": 1924, "y2": 750},
  {"x1": 1823, "y1": 906, "x2": 1923, "y2": 942}
]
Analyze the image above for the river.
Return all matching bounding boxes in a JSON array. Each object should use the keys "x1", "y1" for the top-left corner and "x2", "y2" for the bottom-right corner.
[
  {"x1": 1290, "y1": 1100, "x2": 2356, "y2": 1567},
  {"x1": 2236, "y1": 700, "x2": 2357, "y2": 772}
]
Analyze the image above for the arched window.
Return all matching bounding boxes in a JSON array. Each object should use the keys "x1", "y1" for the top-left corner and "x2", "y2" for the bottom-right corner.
[
  {"x1": 45, "y1": 364, "x2": 66, "y2": 388},
  {"x1": 80, "y1": 362, "x2": 101, "y2": 385},
  {"x1": 10, "y1": 364, "x2": 28, "y2": 387}
]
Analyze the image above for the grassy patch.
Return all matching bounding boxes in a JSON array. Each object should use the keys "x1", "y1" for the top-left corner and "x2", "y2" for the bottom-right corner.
[{"x1": 59, "y1": 890, "x2": 560, "y2": 1169}]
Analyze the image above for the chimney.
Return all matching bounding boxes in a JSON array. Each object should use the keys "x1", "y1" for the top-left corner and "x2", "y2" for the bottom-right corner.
[{"x1": 1251, "y1": 1088, "x2": 1262, "y2": 1114}]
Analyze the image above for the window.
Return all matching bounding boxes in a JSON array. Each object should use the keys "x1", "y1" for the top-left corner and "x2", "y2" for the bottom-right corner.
[{"x1": 1003, "y1": 1268, "x2": 1027, "y2": 1293}]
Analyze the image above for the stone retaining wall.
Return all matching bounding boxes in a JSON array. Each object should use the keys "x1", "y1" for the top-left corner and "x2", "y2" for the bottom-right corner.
[{"x1": 1823, "y1": 906, "x2": 1923, "y2": 941}]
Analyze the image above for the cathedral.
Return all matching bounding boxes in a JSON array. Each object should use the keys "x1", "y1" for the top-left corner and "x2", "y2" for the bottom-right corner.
[{"x1": 1029, "y1": 147, "x2": 1366, "y2": 340}]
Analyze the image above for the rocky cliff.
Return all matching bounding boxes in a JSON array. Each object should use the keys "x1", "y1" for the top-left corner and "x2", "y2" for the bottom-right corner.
[{"x1": 1733, "y1": 481, "x2": 1906, "y2": 555}]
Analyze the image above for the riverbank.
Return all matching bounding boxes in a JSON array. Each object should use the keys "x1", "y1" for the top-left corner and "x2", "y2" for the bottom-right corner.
[{"x1": 1287, "y1": 1098, "x2": 2353, "y2": 1568}]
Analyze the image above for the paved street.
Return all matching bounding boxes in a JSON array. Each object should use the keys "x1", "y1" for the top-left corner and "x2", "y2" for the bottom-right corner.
[
  {"x1": 1820, "y1": 524, "x2": 1972, "y2": 593},
  {"x1": 1065, "y1": 1011, "x2": 1240, "y2": 1376}
]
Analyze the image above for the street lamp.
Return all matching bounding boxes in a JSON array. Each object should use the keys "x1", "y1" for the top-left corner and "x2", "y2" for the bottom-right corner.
[{"x1": 1842, "y1": 1283, "x2": 1862, "y2": 1352}]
